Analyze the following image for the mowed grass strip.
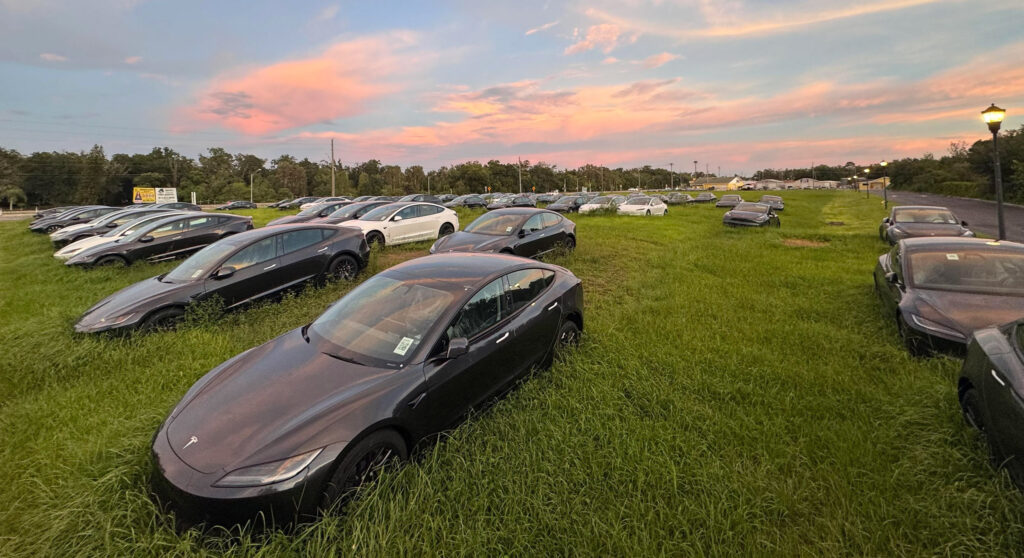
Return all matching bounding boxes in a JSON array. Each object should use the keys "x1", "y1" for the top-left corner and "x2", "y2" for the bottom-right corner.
[{"x1": 1, "y1": 192, "x2": 1023, "y2": 556}]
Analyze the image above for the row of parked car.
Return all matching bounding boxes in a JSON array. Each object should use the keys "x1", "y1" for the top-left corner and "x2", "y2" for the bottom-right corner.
[
  {"x1": 870, "y1": 204, "x2": 1024, "y2": 490},
  {"x1": 28, "y1": 198, "x2": 585, "y2": 525}
]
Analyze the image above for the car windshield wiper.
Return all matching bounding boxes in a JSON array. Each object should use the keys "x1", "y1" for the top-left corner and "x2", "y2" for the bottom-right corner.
[{"x1": 323, "y1": 351, "x2": 366, "y2": 366}]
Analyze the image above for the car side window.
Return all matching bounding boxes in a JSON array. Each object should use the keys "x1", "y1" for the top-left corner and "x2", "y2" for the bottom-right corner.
[
  {"x1": 523, "y1": 214, "x2": 545, "y2": 233},
  {"x1": 447, "y1": 278, "x2": 506, "y2": 340},
  {"x1": 891, "y1": 247, "x2": 902, "y2": 278},
  {"x1": 187, "y1": 216, "x2": 216, "y2": 230},
  {"x1": 282, "y1": 229, "x2": 323, "y2": 253},
  {"x1": 394, "y1": 206, "x2": 418, "y2": 220},
  {"x1": 416, "y1": 205, "x2": 442, "y2": 217},
  {"x1": 1017, "y1": 325, "x2": 1024, "y2": 355},
  {"x1": 505, "y1": 269, "x2": 555, "y2": 314},
  {"x1": 223, "y1": 236, "x2": 278, "y2": 271},
  {"x1": 149, "y1": 219, "x2": 186, "y2": 238},
  {"x1": 541, "y1": 213, "x2": 561, "y2": 228}
]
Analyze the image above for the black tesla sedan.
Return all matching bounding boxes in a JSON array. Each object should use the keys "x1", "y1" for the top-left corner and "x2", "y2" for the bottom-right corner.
[
  {"x1": 65, "y1": 213, "x2": 253, "y2": 268},
  {"x1": 278, "y1": 196, "x2": 320, "y2": 210},
  {"x1": 959, "y1": 318, "x2": 1024, "y2": 490},
  {"x1": 693, "y1": 192, "x2": 717, "y2": 203},
  {"x1": 150, "y1": 253, "x2": 583, "y2": 524},
  {"x1": 317, "y1": 201, "x2": 389, "y2": 225},
  {"x1": 445, "y1": 194, "x2": 487, "y2": 209},
  {"x1": 216, "y1": 201, "x2": 258, "y2": 210},
  {"x1": 430, "y1": 208, "x2": 575, "y2": 258},
  {"x1": 486, "y1": 195, "x2": 535, "y2": 210},
  {"x1": 759, "y1": 195, "x2": 784, "y2": 211},
  {"x1": 879, "y1": 205, "x2": 973, "y2": 244},
  {"x1": 75, "y1": 224, "x2": 369, "y2": 334},
  {"x1": 873, "y1": 238, "x2": 1024, "y2": 356},
  {"x1": 29, "y1": 206, "x2": 120, "y2": 233},
  {"x1": 266, "y1": 201, "x2": 351, "y2": 226},
  {"x1": 399, "y1": 194, "x2": 443, "y2": 203},
  {"x1": 547, "y1": 195, "x2": 587, "y2": 213},
  {"x1": 722, "y1": 202, "x2": 780, "y2": 227},
  {"x1": 49, "y1": 207, "x2": 175, "y2": 247},
  {"x1": 715, "y1": 194, "x2": 744, "y2": 208},
  {"x1": 154, "y1": 202, "x2": 202, "y2": 211}
]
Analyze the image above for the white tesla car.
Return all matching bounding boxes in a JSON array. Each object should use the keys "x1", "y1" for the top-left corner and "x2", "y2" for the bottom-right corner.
[
  {"x1": 54, "y1": 212, "x2": 184, "y2": 260},
  {"x1": 341, "y1": 202, "x2": 459, "y2": 247},
  {"x1": 578, "y1": 195, "x2": 626, "y2": 214},
  {"x1": 617, "y1": 196, "x2": 668, "y2": 216}
]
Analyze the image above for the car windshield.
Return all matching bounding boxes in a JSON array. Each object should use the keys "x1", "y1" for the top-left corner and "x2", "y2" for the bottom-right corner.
[
  {"x1": 908, "y1": 248, "x2": 1024, "y2": 295},
  {"x1": 589, "y1": 196, "x2": 611, "y2": 204},
  {"x1": 630, "y1": 197, "x2": 652, "y2": 205},
  {"x1": 104, "y1": 215, "x2": 167, "y2": 238},
  {"x1": 734, "y1": 202, "x2": 768, "y2": 213},
  {"x1": 311, "y1": 274, "x2": 455, "y2": 365},
  {"x1": 723, "y1": 196, "x2": 741, "y2": 201},
  {"x1": 894, "y1": 209, "x2": 957, "y2": 224},
  {"x1": 119, "y1": 218, "x2": 174, "y2": 242},
  {"x1": 298, "y1": 204, "x2": 327, "y2": 216},
  {"x1": 162, "y1": 241, "x2": 242, "y2": 283},
  {"x1": 762, "y1": 196, "x2": 781, "y2": 202},
  {"x1": 327, "y1": 203, "x2": 370, "y2": 219},
  {"x1": 359, "y1": 204, "x2": 401, "y2": 221},
  {"x1": 464, "y1": 212, "x2": 527, "y2": 236}
]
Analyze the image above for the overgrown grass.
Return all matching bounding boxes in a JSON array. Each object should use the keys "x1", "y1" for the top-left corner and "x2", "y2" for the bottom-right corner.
[{"x1": 1, "y1": 192, "x2": 1023, "y2": 556}]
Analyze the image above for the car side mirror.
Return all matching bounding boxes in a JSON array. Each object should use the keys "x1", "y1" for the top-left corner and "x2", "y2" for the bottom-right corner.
[
  {"x1": 961, "y1": 220, "x2": 969, "y2": 227},
  {"x1": 885, "y1": 272, "x2": 899, "y2": 284},
  {"x1": 106, "y1": 222, "x2": 118, "y2": 227},
  {"x1": 882, "y1": 218, "x2": 891, "y2": 224},
  {"x1": 139, "y1": 235, "x2": 154, "y2": 243},
  {"x1": 392, "y1": 215, "x2": 403, "y2": 222},
  {"x1": 213, "y1": 266, "x2": 236, "y2": 279},
  {"x1": 446, "y1": 337, "x2": 469, "y2": 359},
  {"x1": 518, "y1": 229, "x2": 526, "y2": 238}
]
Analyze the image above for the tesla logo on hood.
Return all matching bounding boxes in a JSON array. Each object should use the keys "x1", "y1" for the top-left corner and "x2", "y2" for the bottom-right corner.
[{"x1": 182, "y1": 436, "x2": 198, "y2": 450}]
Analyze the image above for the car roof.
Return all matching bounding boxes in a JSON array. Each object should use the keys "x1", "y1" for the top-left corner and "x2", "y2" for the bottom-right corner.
[
  {"x1": 893, "y1": 205, "x2": 949, "y2": 211},
  {"x1": 901, "y1": 237, "x2": 1024, "y2": 251},
  {"x1": 485, "y1": 207, "x2": 555, "y2": 216},
  {"x1": 385, "y1": 252, "x2": 564, "y2": 286}
]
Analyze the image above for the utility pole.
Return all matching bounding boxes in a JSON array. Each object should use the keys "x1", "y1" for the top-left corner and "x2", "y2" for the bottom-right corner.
[
  {"x1": 693, "y1": 160, "x2": 698, "y2": 177},
  {"x1": 427, "y1": 173, "x2": 431, "y2": 195},
  {"x1": 330, "y1": 139, "x2": 336, "y2": 196},
  {"x1": 249, "y1": 172, "x2": 254, "y2": 203},
  {"x1": 718, "y1": 165, "x2": 721, "y2": 176},
  {"x1": 518, "y1": 157, "x2": 523, "y2": 194},
  {"x1": 669, "y1": 162, "x2": 674, "y2": 189}
]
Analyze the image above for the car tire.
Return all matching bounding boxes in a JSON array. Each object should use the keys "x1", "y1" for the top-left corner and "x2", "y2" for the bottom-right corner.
[
  {"x1": 961, "y1": 387, "x2": 986, "y2": 432},
  {"x1": 897, "y1": 314, "x2": 929, "y2": 357},
  {"x1": 556, "y1": 318, "x2": 580, "y2": 352},
  {"x1": 439, "y1": 223, "x2": 454, "y2": 237},
  {"x1": 320, "y1": 429, "x2": 407, "y2": 513},
  {"x1": 141, "y1": 307, "x2": 185, "y2": 332},
  {"x1": 366, "y1": 231, "x2": 385, "y2": 248},
  {"x1": 96, "y1": 255, "x2": 127, "y2": 267},
  {"x1": 562, "y1": 235, "x2": 576, "y2": 252},
  {"x1": 45, "y1": 225, "x2": 61, "y2": 233},
  {"x1": 645, "y1": 210, "x2": 651, "y2": 216},
  {"x1": 327, "y1": 254, "x2": 359, "y2": 281}
]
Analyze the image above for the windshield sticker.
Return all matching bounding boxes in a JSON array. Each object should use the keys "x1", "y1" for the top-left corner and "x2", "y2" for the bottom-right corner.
[
  {"x1": 394, "y1": 337, "x2": 414, "y2": 356},
  {"x1": 192, "y1": 269, "x2": 204, "y2": 278},
  {"x1": 506, "y1": 226, "x2": 513, "y2": 232},
  {"x1": 946, "y1": 253, "x2": 959, "y2": 260}
]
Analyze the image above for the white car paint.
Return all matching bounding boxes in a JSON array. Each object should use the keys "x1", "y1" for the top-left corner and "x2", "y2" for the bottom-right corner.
[
  {"x1": 579, "y1": 196, "x2": 626, "y2": 214},
  {"x1": 53, "y1": 213, "x2": 180, "y2": 260},
  {"x1": 341, "y1": 203, "x2": 460, "y2": 247},
  {"x1": 617, "y1": 197, "x2": 668, "y2": 216}
]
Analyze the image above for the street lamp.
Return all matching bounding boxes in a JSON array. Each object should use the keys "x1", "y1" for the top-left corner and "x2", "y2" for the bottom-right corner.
[
  {"x1": 863, "y1": 168, "x2": 871, "y2": 198},
  {"x1": 880, "y1": 160, "x2": 889, "y2": 209},
  {"x1": 982, "y1": 103, "x2": 1007, "y2": 240}
]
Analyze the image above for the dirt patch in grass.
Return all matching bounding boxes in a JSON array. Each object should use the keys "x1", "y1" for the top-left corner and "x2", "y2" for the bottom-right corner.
[{"x1": 782, "y1": 238, "x2": 830, "y2": 248}]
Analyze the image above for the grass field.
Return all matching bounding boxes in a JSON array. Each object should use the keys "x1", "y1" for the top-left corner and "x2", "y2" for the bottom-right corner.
[{"x1": 1, "y1": 192, "x2": 1023, "y2": 556}]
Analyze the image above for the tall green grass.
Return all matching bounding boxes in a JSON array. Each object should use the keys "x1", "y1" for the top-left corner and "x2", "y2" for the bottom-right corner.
[{"x1": 1, "y1": 192, "x2": 1022, "y2": 556}]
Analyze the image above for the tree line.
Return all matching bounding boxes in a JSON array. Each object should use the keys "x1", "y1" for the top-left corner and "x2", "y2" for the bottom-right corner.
[{"x1": 0, "y1": 146, "x2": 706, "y2": 208}]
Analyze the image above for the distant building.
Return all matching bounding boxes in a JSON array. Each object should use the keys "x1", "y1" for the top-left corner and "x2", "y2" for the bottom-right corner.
[
  {"x1": 791, "y1": 178, "x2": 842, "y2": 189},
  {"x1": 858, "y1": 177, "x2": 890, "y2": 190},
  {"x1": 692, "y1": 176, "x2": 744, "y2": 190},
  {"x1": 755, "y1": 179, "x2": 786, "y2": 190}
]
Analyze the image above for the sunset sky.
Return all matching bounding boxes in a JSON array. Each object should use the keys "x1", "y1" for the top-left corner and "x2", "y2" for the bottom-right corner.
[{"x1": 1, "y1": 0, "x2": 1022, "y2": 174}]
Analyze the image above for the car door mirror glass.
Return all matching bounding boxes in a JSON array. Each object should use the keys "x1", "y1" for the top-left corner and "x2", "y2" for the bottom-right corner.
[
  {"x1": 446, "y1": 337, "x2": 469, "y2": 359},
  {"x1": 139, "y1": 235, "x2": 154, "y2": 243},
  {"x1": 213, "y1": 266, "x2": 236, "y2": 279}
]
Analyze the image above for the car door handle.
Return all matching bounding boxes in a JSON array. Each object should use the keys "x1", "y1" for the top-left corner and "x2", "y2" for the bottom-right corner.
[
  {"x1": 547, "y1": 302, "x2": 559, "y2": 311},
  {"x1": 317, "y1": 246, "x2": 329, "y2": 253},
  {"x1": 495, "y1": 331, "x2": 510, "y2": 344},
  {"x1": 992, "y1": 369, "x2": 1007, "y2": 387},
  {"x1": 263, "y1": 263, "x2": 277, "y2": 271}
]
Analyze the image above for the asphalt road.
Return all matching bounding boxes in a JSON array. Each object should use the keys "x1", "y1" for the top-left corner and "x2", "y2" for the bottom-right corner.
[{"x1": 872, "y1": 189, "x2": 1024, "y2": 243}]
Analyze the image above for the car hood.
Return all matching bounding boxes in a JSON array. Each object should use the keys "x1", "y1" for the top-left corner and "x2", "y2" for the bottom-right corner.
[
  {"x1": 166, "y1": 329, "x2": 401, "y2": 473},
  {"x1": 916, "y1": 289, "x2": 1024, "y2": 334},
  {"x1": 55, "y1": 235, "x2": 115, "y2": 258},
  {"x1": 724, "y1": 210, "x2": 767, "y2": 221},
  {"x1": 267, "y1": 214, "x2": 314, "y2": 226},
  {"x1": 892, "y1": 223, "x2": 967, "y2": 236},
  {"x1": 67, "y1": 238, "x2": 125, "y2": 263},
  {"x1": 320, "y1": 215, "x2": 357, "y2": 225},
  {"x1": 77, "y1": 277, "x2": 195, "y2": 329},
  {"x1": 52, "y1": 222, "x2": 92, "y2": 237},
  {"x1": 433, "y1": 231, "x2": 511, "y2": 253}
]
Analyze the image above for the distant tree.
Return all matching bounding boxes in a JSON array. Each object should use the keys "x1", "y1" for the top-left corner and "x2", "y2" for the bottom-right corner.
[{"x1": 0, "y1": 185, "x2": 26, "y2": 210}]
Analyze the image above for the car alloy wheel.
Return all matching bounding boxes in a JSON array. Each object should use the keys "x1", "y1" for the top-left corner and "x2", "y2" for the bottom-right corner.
[
  {"x1": 897, "y1": 315, "x2": 929, "y2": 357},
  {"x1": 96, "y1": 255, "x2": 127, "y2": 267},
  {"x1": 321, "y1": 429, "x2": 407, "y2": 513},
  {"x1": 329, "y1": 255, "x2": 359, "y2": 281},
  {"x1": 439, "y1": 223, "x2": 454, "y2": 237},
  {"x1": 141, "y1": 307, "x2": 185, "y2": 332},
  {"x1": 366, "y1": 232, "x2": 385, "y2": 248}
]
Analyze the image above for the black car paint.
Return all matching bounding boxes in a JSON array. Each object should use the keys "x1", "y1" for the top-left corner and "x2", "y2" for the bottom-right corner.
[
  {"x1": 150, "y1": 253, "x2": 583, "y2": 524},
  {"x1": 879, "y1": 205, "x2": 973, "y2": 244},
  {"x1": 30, "y1": 206, "x2": 119, "y2": 232},
  {"x1": 65, "y1": 213, "x2": 253, "y2": 267},
  {"x1": 75, "y1": 225, "x2": 369, "y2": 333},
  {"x1": 546, "y1": 196, "x2": 587, "y2": 213}
]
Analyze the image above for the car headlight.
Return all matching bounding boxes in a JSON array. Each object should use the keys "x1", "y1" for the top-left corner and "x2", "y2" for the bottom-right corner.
[
  {"x1": 961, "y1": 230, "x2": 975, "y2": 237},
  {"x1": 214, "y1": 448, "x2": 323, "y2": 487},
  {"x1": 909, "y1": 314, "x2": 965, "y2": 340},
  {"x1": 106, "y1": 312, "x2": 136, "y2": 326}
]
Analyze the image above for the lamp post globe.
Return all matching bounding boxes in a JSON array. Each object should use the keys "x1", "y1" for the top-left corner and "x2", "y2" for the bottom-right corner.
[{"x1": 982, "y1": 104, "x2": 1007, "y2": 240}]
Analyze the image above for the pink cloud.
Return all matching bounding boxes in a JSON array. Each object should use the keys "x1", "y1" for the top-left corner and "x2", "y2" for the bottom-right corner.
[
  {"x1": 642, "y1": 52, "x2": 679, "y2": 68},
  {"x1": 179, "y1": 33, "x2": 418, "y2": 135},
  {"x1": 564, "y1": 24, "x2": 621, "y2": 55}
]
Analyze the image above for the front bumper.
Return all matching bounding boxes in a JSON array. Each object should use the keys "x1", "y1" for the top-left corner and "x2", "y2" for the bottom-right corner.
[
  {"x1": 723, "y1": 218, "x2": 767, "y2": 227},
  {"x1": 150, "y1": 425, "x2": 344, "y2": 525}
]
